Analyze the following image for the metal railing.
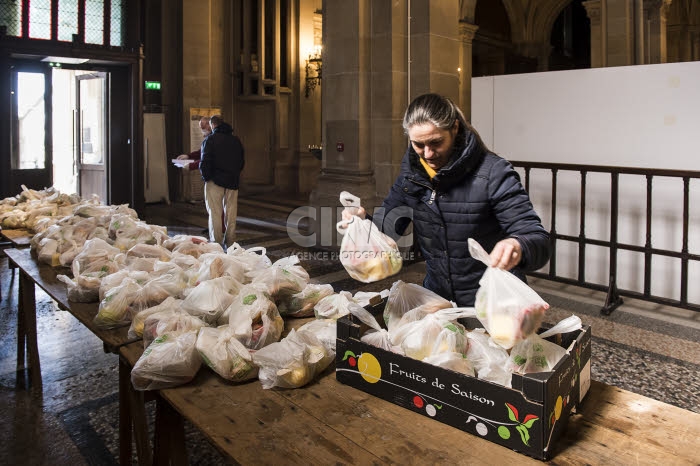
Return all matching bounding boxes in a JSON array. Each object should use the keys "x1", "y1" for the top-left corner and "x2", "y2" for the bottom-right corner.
[{"x1": 512, "y1": 161, "x2": 700, "y2": 315}]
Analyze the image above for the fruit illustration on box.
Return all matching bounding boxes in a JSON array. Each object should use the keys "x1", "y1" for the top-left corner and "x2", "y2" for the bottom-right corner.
[
  {"x1": 343, "y1": 350, "x2": 381, "y2": 383},
  {"x1": 411, "y1": 395, "x2": 442, "y2": 417},
  {"x1": 499, "y1": 402, "x2": 539, "y2": 446}
]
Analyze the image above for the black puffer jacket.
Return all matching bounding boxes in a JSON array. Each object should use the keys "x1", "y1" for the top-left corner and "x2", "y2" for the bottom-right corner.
[
  {"x1": 200, "y1": 123, "x2": 245, "y2": 190},
  {"x1": 374, "y1": 131, "x2": 550, "y2": 307}
]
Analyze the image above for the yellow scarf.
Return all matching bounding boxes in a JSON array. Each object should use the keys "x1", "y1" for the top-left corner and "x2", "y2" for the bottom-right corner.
[{"x1": 419, "y1": 157, "x2": 437, "y2": 179}]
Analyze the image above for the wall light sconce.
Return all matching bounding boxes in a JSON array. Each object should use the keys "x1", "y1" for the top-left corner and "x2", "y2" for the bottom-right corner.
[{"x1": 305, "y1": 46, "x2": 322, "y2": 98}]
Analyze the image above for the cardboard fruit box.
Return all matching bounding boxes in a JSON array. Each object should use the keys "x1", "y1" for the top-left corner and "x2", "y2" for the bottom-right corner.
[{"x1": 336, "y1": 299, "x2": 592, "y2": 461}]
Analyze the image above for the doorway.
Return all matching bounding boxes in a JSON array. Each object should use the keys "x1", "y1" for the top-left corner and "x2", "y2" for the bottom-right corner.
[{"x1": 52, "y1": 69, "x2": 109, "y2": 202}]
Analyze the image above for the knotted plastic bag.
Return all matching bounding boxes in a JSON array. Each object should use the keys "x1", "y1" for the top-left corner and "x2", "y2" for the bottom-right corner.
[
  {"x1": 469, "y1": 238, "x2": 549, "y2": 349},
  {"x1": 508, "y1": 315, "x2": 582, "y2": 374},
  {"x1": 336, "y1": 191, "x2": 402, "y2": 283}
]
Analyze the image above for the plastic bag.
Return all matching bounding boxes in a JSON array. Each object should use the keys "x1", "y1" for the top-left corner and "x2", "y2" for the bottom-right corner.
[
  {"x1": 128, "y1": 296, "x2": 183, "y2": 340},
  {"x1": 336, "y1": 191, "x2": 403, "y2": 283},
  {"x1": 313, "y1": 291, "x2": 354, "y2": 319},
  {"x1": 180, "y1": 275, "x2": 242, "y2": 324},
  {"x1": 248, "y1": 255, "x2": 309, "y2": 301},
  {"x1": 382, "y1": 280, "x2": 454, "y2": 331},
  {"x1": 350, "y1": 304, "x2": 403, "y2": 354},
  {"x1": 508, "y1": 315, "x2": 582, "y2": 374},
  {"x1": 278, "y1": 284, "x2": 335, "y2": 318},
  {"x1": 131, "y1": 329, "x2": 202, "y2": 390},
  {"x1": 142, "y1": 309, "x2": 207, "y2": 348},
  {"x1": 253, "y1": 329, "x2": 333, "y2": 389},
  {"x1": 465, "y1": 329, "x2": 512, "y2": 387},
  {"x1": 423, "y1": 352, "x2": 475, "y2": 377},
  {"x1": 389, "y1": 308, "x2": 473, "y2": 361},
  {"x1": 196, "y1": 326, "x2": 259, "y2": 382},
  {"x1": 469, "y1": 238, "x2": 549, "y2": 349},
  {"x1": 296, "y1": 319, "x2": 338, "y2": 355},
  {"x1": 227, "y1": 285, "x2": 284, "y2": 350},
  {"x1": 94, "y1": 278, "x2": 143, "y2": 328}
]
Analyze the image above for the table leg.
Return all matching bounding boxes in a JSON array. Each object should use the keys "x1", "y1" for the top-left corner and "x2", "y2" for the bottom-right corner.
[
  {"x1": 16, "y1": 269, "x2": 26, "y2": 374},
  {"x1": 19, "y1": 269, "x2": 41, "y2": 390},
  {"x1": 128, "y1": 378, "x2": 153, "y2": 466},
  {"x1": 154, "y1": 397, "x2": 188, "y2": 466},
  {"x1": 119, "y1": 358, "x2": 134, "y2": 466}
]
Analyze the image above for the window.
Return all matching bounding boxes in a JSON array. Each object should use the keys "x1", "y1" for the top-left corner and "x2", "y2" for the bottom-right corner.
[
  {"x1": 16, "y1": 72, "x2": 46, "y2": 169},
  {"x1": 0, "y1": 0, "x2": 22, "y2": 36},
  {"x1": 58, "y1": 0, "x2": 79, "y2": 41},
  {"x1": 0, "y1": 0, "x2": 125, "y2": 47}
]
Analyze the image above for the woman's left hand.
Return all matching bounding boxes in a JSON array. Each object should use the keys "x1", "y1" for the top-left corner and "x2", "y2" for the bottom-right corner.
[{"x1": 490, "y1": 238, "x2": 522, "y2": 270}]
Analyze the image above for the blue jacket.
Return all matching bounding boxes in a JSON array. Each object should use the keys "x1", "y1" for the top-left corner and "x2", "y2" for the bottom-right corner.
[
  {"x1": 374, "y1": 131, "x2": 550, "y2": 307},
  {"x1": 200, "y1": 123, "x2": 245, "y2": 190}
]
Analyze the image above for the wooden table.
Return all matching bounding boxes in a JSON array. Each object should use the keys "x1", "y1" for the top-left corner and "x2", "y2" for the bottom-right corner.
[
  {"x1": 119, "y1": 326, "x2": 700, "y2": 465},
  {"x1": 5, "y1": 247, "x2": 151, "y2": 465},
  {"x1": 8, "y1": 246, "x2": 700, "y2": 464},
  {"x1": 0, "y1": 227, "x2": 32, "y2": 248},
  {"x1": 5, "y1": 248, "x2": 137, "y2": 390}
]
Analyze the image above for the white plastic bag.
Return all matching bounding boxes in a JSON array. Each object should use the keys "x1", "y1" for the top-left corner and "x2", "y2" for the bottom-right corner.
[
  {"x1": 469, "y1": 238, "x2": 549, "y2": 349},
  {"x1": 382, "y1": 280, "x2": 454, "y2": 331},
  {"x1": 508, "y1": 315, "x2": 582, "y2": 374},
  {"x1": 131, "y1": 329, "x2": 202, "y2": 390},
  {"x1": 336, "y1": 191, "x2": 403, "y2": 283},
  {"x1": 278, "y1": 283, "x2": 335, "y2": 318},
  {"x1": 196, "y1": 326, "x2": 259, "y2": 382},
  {"x1": 253, "y1": 329, "x2": 333, "y2": 389}
]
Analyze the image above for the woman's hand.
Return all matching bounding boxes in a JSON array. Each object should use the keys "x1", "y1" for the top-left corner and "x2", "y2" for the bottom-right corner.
[
  {"x1": 338, "y1": 206, "x2": 366, "y2": 229},
  {"x1": 490, "y1": 238, "x2": 522, "y2": 270}
]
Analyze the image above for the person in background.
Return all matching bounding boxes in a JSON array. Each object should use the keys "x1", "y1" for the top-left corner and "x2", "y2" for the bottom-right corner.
[
  {"x1": 176, "y1": 116, "x2": 212, "y2": 170},
  {"x1": 199, "y1": 115, "x2": 245, "y2": 248},
  {"x1": 342, "y1": 93, "x2": 550, "y2": 307}
]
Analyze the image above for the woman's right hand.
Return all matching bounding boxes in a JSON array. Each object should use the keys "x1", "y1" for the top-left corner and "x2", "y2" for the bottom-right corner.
[
  {"x1": 338, "y1": 206, "x2": 366, "y2": 231},
  {"x1": 342, "y1": 206, "x2": 366, "y2": 222}
]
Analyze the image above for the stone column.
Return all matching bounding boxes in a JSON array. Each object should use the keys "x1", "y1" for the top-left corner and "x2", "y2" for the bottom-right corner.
[
  {"x1": 605, "y1": 0, "x2": 635, "y2": 66},
  {"x1": 583, "y1": 0, "x2": 605, "y2": 67},
  {"x1": 644, "y1": 0, "x2": 672, "y2": 63},
  {"x1": 408, "y1": 0, "x2": 460, "y2": 98},
  {"x1": 309, "y1": 0, "x2": 378, "y2": 248},
  {"x1": 458, "y1": 21, "x2": 478, "y2": 120},
  {"x1": 309, "y1": 0, "x2": 461, "y2": 248}
]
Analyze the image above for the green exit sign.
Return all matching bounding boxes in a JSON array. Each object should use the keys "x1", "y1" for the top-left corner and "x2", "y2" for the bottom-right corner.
[{"x1": 145, "y1": 81, "x2": 161, "y2": 90}]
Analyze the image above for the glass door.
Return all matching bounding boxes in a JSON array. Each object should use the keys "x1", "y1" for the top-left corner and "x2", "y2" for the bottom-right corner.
[
  {"x1": 75, "y1": 72, "x2": 108, "y2": 202},
  {"x1": 9, "y1": 64, "x2": 52, "y2": 193}
]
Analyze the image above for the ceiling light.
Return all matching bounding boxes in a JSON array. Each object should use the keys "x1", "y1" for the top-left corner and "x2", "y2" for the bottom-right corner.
[{"x1": 41, "y1": 56, "x2": 89, "y2": 65}]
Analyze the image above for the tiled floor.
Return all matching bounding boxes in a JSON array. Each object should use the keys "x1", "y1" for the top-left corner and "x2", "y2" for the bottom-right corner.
[{"x1": 1, "y1": 193, "x2": 699, "y2": 465}]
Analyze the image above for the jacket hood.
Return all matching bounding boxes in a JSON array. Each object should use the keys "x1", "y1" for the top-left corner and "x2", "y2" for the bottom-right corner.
[{"x1": 213, "y1": 122, "x2": 234, "y2": 135}]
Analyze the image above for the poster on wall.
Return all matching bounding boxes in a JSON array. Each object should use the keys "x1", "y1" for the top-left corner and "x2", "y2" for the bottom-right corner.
[{"x1": 189, "y1": 107, "x2": 222, "y2": 152}]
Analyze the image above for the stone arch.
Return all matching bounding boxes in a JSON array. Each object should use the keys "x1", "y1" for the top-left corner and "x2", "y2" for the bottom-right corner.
[
  {"x1": 533, "y1": 0, "x2": 574, "y2": 44},
  {"x1": 474, "y1": 0, "x2": 513, "y2": 40}
]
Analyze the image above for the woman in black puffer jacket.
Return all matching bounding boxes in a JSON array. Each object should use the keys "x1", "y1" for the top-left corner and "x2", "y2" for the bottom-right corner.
[{"x1": 347, "y1": 93, "x2": 550, "y2": 307}]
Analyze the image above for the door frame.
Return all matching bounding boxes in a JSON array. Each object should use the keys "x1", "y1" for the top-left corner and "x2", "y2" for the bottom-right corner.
[
  {"x1": 8, "y1": 59, "x2": 53, "y2": 194},
  {"x1": 75, "y1": 71, "x2": 110, "y2": 203}
]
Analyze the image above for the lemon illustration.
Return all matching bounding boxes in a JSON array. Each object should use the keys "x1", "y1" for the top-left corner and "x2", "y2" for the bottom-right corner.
[
  {"x1": 554, "y1": 395, "x2": 563, "y2": 420},
  {"x1": 358, "y1": 353, "x2": 381, "y2": 383}
]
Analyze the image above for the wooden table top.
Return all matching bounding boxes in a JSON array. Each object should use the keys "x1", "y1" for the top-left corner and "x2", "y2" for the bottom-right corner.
[
  {"x1": 119, "y1": 323, "x2": 700, "y2": 465},
  {"x1": 5, "y1": 247, "x2": 137, "y2": 352},
  {"x1": 0, "y1": 228, "x2": 32, "y2": 247}
]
